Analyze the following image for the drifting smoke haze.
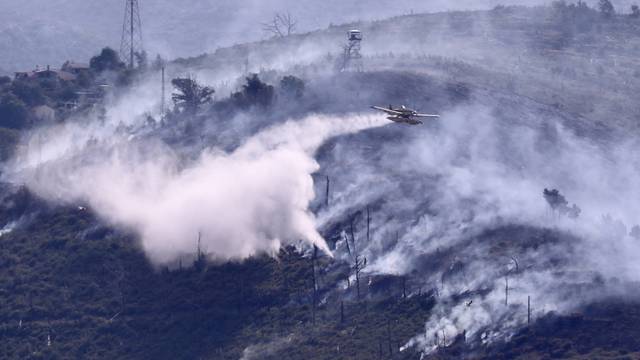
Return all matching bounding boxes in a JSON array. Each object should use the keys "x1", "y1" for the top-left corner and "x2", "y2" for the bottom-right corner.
[
  {"x1": 5, "y1": 82, "x2": 387, "y2": 264},
  {"x1": 0, "y1": 0, "x2": 552, "y2": 65},
  {"x1": 10, "y1": 47, "x2": 640, "y2": 359},
  {"x1": 317, "y1": 103, "x2": 640, "y2": 351},
  {"x1": 5, "y1": 2, "x2": 640, "y2": 357},
  {"x1": 5, "y1": 0, "x2": 637, "y2": 72}
]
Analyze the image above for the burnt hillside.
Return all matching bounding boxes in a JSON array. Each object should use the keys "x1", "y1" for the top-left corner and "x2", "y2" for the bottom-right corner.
[{"x1": 3, "y1": 4, "x2": 640, "y2": 360}]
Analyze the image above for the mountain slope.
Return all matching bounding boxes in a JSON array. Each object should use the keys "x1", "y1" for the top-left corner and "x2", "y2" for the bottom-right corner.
[
  {"x1": 3, "y1": 5, "x2": 640, "y2": 360},
  {"x1": 0, "y1": 0, "x2": 556, "y2": 72}
]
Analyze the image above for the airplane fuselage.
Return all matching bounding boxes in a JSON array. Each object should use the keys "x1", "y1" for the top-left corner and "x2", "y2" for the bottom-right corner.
[
  {"x1": 371, "y1": 105, "x2": 439, "y2": 126},
  {"x1": 387, "y1": 116, "x2": 423, "y2": 125}
]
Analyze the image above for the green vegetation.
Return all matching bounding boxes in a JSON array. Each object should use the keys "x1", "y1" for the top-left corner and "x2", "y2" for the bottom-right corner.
[
  {"x1": 0, "y1": 94, "x2": 29, "y2": 130},
  {"x1": 2, "y1": 207, "x2": 639, "y2": 359},
  {"x1": 0, "y1": 207, "x2": 433, "y2": 359},
  {"x1": 279, "y1": 75, "x2": 305, "y2": 99},
  {"x1": 231, "y1": 74, "x2": 275, "y2": 109},
  {"x1": 171, "y1": 76, "x2": 215, "y2": 115},
  {"x1": 0, "y1": 46, "x2": 150, "y2": 160},
  {"x1": 5, "y1": 3, "x2": 640, "y2": 359},
  {"x1": 89, "y1": 48, "x2": 125, "y2": 73}
]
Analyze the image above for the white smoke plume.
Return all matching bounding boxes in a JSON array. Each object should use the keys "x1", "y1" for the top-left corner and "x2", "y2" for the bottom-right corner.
[
  {"x1": 311, "y1": 103, "x2": 640, "y2": 353},
  {"x1": 240, "y1": 334, "x2": 295, "y2": 360},
  {"x1": 5, "y1": 109, "x2": 387, "y2": 265}
]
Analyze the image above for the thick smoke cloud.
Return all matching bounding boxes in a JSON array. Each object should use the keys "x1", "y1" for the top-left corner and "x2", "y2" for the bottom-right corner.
[
  {"x1": 5, "y1": 2, "x2": 640, "y2": 354},
  {"x1": 315, "y1": 103, "x2": 640, "y2": 353},
  {"x1": 5, "y1": 89, "x2": 386, "y2": 264}
]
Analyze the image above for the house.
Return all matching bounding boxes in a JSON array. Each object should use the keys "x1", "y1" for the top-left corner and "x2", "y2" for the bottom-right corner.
[
  {"x1": 14, "y1": 65, "x2": 77, "y2": 82},
  {"x1": 61, "y1": 61, "x2": 90, "y2": 76}
]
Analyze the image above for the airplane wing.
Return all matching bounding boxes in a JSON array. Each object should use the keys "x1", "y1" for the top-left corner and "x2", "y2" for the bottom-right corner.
[
  {"x1": 415, "y1": 113, "x2": 440, "y2": 118},
  {"x1": 371, "y1": 106, "x2": 403, "y2": 115}
]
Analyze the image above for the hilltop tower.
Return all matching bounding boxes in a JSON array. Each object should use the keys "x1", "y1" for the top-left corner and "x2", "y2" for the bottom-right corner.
[
  {"x1": 120, "y1": 0, "x2": 144, "y2": 69},
  {"x1": 342, "y1": 29, "x2": 363, "y2": 72}
]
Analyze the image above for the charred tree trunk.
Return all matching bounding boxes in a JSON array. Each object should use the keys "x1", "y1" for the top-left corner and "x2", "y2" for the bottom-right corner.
[
  {"x1": 325, "y1": 176, "x2": 330, "y2": 208},
  {"x1": 350, "y1": 218, "x2": 360, "y2": 301},
  {"x1": 355, "y1": 256, "x2": 361, "y2": 301},
  {"x1": 311, "y1": 245, "x2": 318, "y2": 325},
  {"x1": 402, "y1": 276, "x2": 407, "y2": 299},
  {"x1": 527, "y1": 295, "x2": 531, "y2": 325},
  {"x1": 195, "y1": 231, "x2": 206, "y2": 271},
  {"x1": 387, "y1": 319, "x2": 393, "y2": 356}
]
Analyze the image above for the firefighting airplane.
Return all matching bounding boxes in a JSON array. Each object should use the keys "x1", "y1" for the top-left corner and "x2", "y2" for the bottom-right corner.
[{"x1": 371, "y1": 105, "x2": 440, "y2": 125}]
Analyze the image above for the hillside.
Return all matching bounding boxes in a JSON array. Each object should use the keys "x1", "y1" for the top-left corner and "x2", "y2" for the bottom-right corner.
[
  {"x1": 173, "y1": 4, "x2": 640, "y2": 136},
  {"x1": 0, "y1": 0, "x2": 593, "y2": 72},
  {"x1": 3, "y1": 4, "x2": 640, "y2": 360},
  {"x1": 4, "y1": 0, "x2": 640, "y2": 72}
]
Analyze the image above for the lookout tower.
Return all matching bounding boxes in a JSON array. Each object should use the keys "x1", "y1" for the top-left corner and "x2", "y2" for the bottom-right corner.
[{"x1": 342, "y1": 29, "x2": 363, "y2": 72}]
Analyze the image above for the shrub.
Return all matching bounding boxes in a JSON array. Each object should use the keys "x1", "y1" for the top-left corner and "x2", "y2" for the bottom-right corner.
[
  {"x1": 279, "y1": 75, "x2": 305, "y2": 99},
  {"x1": 0, "y1": 94, "x2": 28, "y2": 129},
  {"x1": 90, "y1": 48, "x2": 125, "y2": 73},
  {"x1": 232, "y1": 74, "x2": 274, "y2": 109}
]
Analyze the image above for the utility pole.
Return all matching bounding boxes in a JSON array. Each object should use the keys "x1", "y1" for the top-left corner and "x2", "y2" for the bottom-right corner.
[
  {"x1": 505, "y1": 275, "x2": 509, "y2": 306},
  {"x1": 195, "y1": 231, "x2": 205, "y2": 271},
  {"x1": 366, "y1": 206, "x2": 371, "y2": 244},
  {"x1": 161, "y1": 65, "x2": 165, "y2": 120},
  {"x1": 130, "y1": 0, "x2": 134, "y2": 67},
  {"x1": 527, "y1": 296, "x2": 531, "y2": 325},
  {"x1": 197, "y1": 232, "x2": 202, "y2": 261},
  {"x1": 120, "y1": 0, "x2": 143, "y2": 69}
]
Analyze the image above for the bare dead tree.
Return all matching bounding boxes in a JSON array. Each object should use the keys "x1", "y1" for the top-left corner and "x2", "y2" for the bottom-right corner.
[
  {"x1": 343, "y1": 231, "x2": 351, "y2": 258},
  {"x1": 278, "y1": 12, "x2": 297, "y2": 35},
  {"x1": 510, "y1": 256, "x2": 519, "y2": 273},
  {"x1": 349, "y1": 214, "x2": 367, "y2": 301},
  {"x1": 262, "y1": 12, "x2": 297, "y2": 38}
]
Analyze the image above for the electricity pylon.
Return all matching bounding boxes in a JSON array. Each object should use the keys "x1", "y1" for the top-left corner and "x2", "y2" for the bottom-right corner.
[{"x1": 120, "y1": 0, "x2": 144, "y2": 69}]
